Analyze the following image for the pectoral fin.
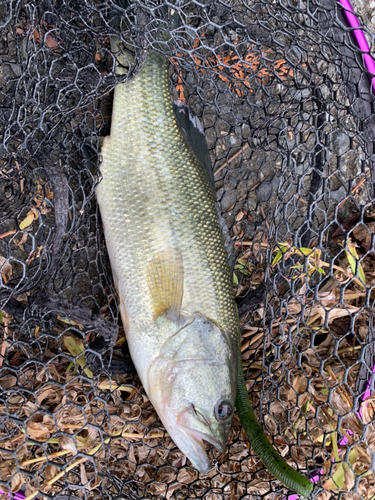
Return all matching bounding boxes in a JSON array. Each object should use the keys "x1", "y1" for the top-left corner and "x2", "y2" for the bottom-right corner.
[{"x1": 147, "y1": 248, "x2": 184, "y2": 322}]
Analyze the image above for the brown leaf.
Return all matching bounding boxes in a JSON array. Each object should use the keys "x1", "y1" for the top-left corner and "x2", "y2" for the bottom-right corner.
[
  {"x1": 177, "y1": 468, "x2": 198, "y2": 484},
  {"x1": 32, "y1": 28, "x2": 40, "y2": 42},
  {"x1": 44, "y1": 465, "x2": 58, "y2": 482},
  {"x1": 13, "y1": 231, "x2": 28, "y2": 250},
  {"x1": 59, "y1": 436, "x2": 78, "y2": 455},
  {"x1": 352, "y1": 223, "x2": 373, "y2": 252},
  {"x1": 80, "y1": 463, "x2": 88, "y2": 485},
  {"x1": 45, "y1": 183, "x2": 54, "y2": 199},
  {"x1": 45, "y1": 34, "x2": 58, "y2": 48},
  {"x1": 26, "y1": 413, "x2": 56, "y2": 441},
  {"x1": 247, "y1": 479, "x2": 270, "y2": 495},
  {"x1": 36, "y1": 384, "x2": 64, "y2": 408},
  {"x1": 83, "y1": 475, "x2": 102, "y2": 491},
  {"x1": 32, "y1": 184, "x2": 44, "y2": 208},
  {"x1": 0, "y1": 375, "x2": 17, "y2": 389},
  {"x1": 0, "y1": 465, "x2": 22, "y2": 492},
  {"x1": 0, "y1": 256, "x2": 13, "y2": 283}
]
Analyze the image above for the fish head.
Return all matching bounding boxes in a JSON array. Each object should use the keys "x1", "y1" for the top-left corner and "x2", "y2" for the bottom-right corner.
[{"x1": 148, "y1": 314, "x2": 237, "y2": 474}]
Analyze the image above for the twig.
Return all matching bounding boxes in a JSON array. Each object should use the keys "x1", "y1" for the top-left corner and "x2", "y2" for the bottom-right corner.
[
  {"x1": 44, "y1": 457, "x2": 88, "y2": 487},
  {"x1": 0, "y1": 230, "x2": 16, "y2": 239},
  {"x1": 337, "y1": 171, "x2": 370, "y2": 210},
  {"x1": 249, "y1": 174, "x2": 269, "y2": 191},
  {"x1": 21, "y1": 449, "x2": 71, "y2": 466},
  {"x1": 214, "y1": 143, "x2": 250, "y2": 176}
]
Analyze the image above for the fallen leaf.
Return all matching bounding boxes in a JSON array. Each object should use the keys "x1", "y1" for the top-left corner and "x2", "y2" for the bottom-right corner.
[
  {"x1": 0, "y1": 375, "x2": 17, "y2": 389},
  {"x1": 45, "y1": 182, "x2": 54, "y2": 199},
  {"x1": 63, "y1": 334, "x2": 93, "y2": 378},
  {"x1": 44, "y1": 465, "x2": 58, "y2": 482},
  {"x1": 19, "y1": 209, "x2": 38, "y2": 230},
  {"x1": 0, "y1": 256, "x2": 13, "y2": 283},
  {"x1": 352, "y1": 223, "x2": 373, "y2": 252},
  {"x1": 26, "y1": 413, "x2": 56, "y2": 441},
  {"x1": 59, "y1": 436, "x2": 78, "y2": 455},
  {"x1": 45, "y1": 34, "x2": 58, "y2": 48},
  {"x1": 13, "y1": 231, "x2": 28, "y2": 250}
]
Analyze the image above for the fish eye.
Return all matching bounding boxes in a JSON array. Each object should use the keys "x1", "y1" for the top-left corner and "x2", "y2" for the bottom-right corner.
[{"x1": 214, "y1": 399, "x2": 233, "y2": 422}]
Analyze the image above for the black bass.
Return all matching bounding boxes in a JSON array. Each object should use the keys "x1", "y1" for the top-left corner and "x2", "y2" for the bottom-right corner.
[
  {"x1": 96, "y1": 46, "x2": 313, "y2": 496},
  {"x1": 96, "y1": 49, "x2": 238, "y2": 473}
]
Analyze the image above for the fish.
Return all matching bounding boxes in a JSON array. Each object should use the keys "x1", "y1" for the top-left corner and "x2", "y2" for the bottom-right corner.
[
  {"x1": 96, "y1": 41, "x2": 313, "y2": 496},
  {"x1": 96, "y1": 49, "x2": 239, "y2": 473}
]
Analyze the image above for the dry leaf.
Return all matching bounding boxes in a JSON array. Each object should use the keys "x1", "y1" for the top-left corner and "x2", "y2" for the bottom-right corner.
[
  {"x1": 0, "y1": 465, "x2": 23, "y2": 492},
  {"x1": 44, "y1": 465, "x2": 58, "y2": 482},
  {"x1": 13, "y1": 232, "x2": 28, "y2": 250},
  {"x1": 176, "y1": 468, "x2": 198, "y2": 484},
  {"x1": 83, "y1": 475, "x2": 102, "y2": 491},
  {"x1": 45, "y1": 33, "x2": 58, "y2": 48},
  {"x1": 0, "y1": 375, "x2": 17, "y2": 389},
  {"x1": 26, "y1": 413, "x2": 56, "y2": 441},
  {"x1": 80, "y1": 463, "x2": 88, "y2": 485},
  {"x1": 247, "y1": 479, "x2": 270, "y2": 495},
  {"x1": 36, "y1": 384, "x2": 64, "y2": 408},
  {"x1": 59, "y1": 436, "x2": 78, "y2": 455},
  {"x1": 19, "y1": 209, "x2": 38, "y2": 230},
  {"x1": 0, "y1": 256, "x2": 13, "y2": 283}
]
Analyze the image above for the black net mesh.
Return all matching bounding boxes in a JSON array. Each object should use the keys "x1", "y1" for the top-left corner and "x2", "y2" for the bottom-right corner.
[{"x1": 0, "y1": 0, "x2": 375, "y2": 498}]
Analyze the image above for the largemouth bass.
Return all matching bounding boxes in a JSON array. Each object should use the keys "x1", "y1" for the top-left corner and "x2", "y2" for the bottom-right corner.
[
  {"x1": 96, "y1": 49, "x2": 238, "y2": 473},
  {"x1": 96, "y1": 45, "x2": 313, "y2": 496}
]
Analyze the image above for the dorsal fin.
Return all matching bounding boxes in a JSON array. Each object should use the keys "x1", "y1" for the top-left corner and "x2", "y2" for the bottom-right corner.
[{"x1": 173, "y1": 102, "x2": 216, "y2": 200}]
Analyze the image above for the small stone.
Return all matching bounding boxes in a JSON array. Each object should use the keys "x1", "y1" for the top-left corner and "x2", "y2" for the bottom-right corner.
[
  {"x1": 330, "y1": 186, "x2": 347, "y2": 204},
  {"x1": 221, "y1": 189, "x2": 237, "y2": 212},
  {"x1": 202, "y1": 106, "x2": 217, "y2": 128},
  {"x1": 215, "y1": 118, "x2": 230, "y2": 137},
  {"x1": 229, "y1": 134, "x2": 241, "y2": 147},
  {"x1": 205, "y1": 127, "x2": 216, "y2": 150},
  {"x1": 247, "y1": 192, "x2": 257, "y2": 211},
  {"x1": 331, "y1": 130, "x2": 350, "y2": 155},
  {"x1": 241, "y1": 123, "x2": 250, "y2": 139}
]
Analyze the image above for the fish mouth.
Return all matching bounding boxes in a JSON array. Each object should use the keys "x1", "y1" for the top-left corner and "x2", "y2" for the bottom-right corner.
[
  {"x1": 181, "y1": 425, "x2": 225, "y2": 454},
  {"x1": 175, "y1": 406, "x2": 226, "y2": 474},
  {"x1": 178, "y1": 429, "x2": 218, "y2": 475}
]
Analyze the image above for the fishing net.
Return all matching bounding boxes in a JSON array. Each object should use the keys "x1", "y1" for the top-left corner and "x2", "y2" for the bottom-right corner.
[{"x1": 0, "y1": 0, "x2": 374, "y2": 498}]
